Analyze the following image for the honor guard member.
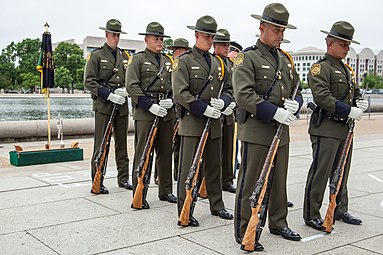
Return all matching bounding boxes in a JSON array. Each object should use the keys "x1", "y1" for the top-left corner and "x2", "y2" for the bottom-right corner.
[
  {"x1": 85, "y1": 19, "x2": 132, "y2": 194},
  {"x1": 167, "y1": 38, "x2": 192, "y2": 180},
  {"x1": 303, "y1": 21, "x2": 366, "y2": 231},
  {"x1": 172, "y1": 15, "x2": 235, "y2": 227},
  {"x1": 126, "y1": 22, "x2": 177, "y2": 208},
  {"x1": 257, "y1": 33, "x2": 296, "y2": 208},
  {"x1": 213, "y1": 29, "x2": 237, "y2": 194},
  {"x1": 233, "y1": 3, "x2": 303, "y2": 250}
]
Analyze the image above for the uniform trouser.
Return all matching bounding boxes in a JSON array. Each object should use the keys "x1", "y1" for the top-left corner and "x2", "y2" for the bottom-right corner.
[
  {"x1": 91, "y1": 111, "x2": 129, "y2": 183},
  {"x1": 303, "y1": 135, "x2": 352, "y2": 220},
  {"x1": 132, "y1": 119, "x2": 174, "y2": 196},
  {"x1": 221, "y1": 122, "x2": 235, "y2": 186},
  {"x1": 234, "y1": 141, "x2": 289, "y2": 240},
  {"x1": 154, "y1": 130, "x2": 180, "y2": 181},
  {"x1": 177, "y1": 135, "x2": 225, "y2": 215},
  {"x1": 173, "y1": 134, "x2": 180, "y2": 180}
]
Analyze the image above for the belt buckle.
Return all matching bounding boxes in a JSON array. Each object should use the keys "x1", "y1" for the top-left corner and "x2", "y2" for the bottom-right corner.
[{"x1": 158, "y1": 93, "x2": 165, "y2": 100}]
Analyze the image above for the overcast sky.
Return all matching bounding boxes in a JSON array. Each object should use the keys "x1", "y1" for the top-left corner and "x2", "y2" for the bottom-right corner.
[{"x1": 1, "y1": 0, "x2": 381, "y2": 53}]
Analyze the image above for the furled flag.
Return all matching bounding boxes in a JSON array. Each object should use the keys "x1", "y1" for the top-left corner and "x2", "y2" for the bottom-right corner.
[{"x1": 36, "y1": 22, "x2": 54, "y2": 93}]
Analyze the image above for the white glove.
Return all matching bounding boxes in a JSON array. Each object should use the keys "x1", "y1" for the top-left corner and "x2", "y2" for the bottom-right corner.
[
  {"x1": 203, "y1": 105, "x2": 221, "y2": 119},
  {"x1": 356, "y1": 99, "x2": 369, "y2": 112},
  {"x1": 273, "y1": 108, "x2": 294, "y2": 126},
  {"x1": 107, "y1": 93, "x2": 126, "y2": 105},
  {"x1": 222, "y1": 106, "x2": 233, "y2": 116},
  {"x1": 284, "y1": 99, "x2": 299, "y2": 114},
  {"x1": 210, "y1": 98, "x2": 225, "y2": 110},
  {"x1": 348, "y1": 107, "x2": 363, "y2": 121},
  {"x1": 221, "y1": 102, "x2": 236, "y2": 116},
  {"x1": 114, "y1": 88, "x2": 128, "y2": 97},
  {"x1": 149, "y1": 104, "x2": 167, "y2": 117},
  {"x1": 159, "y1": 98, "x2": 173, "y2": 109}
]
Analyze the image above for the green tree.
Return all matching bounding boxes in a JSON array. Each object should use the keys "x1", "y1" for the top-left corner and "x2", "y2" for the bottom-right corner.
[
  {"x1": 55, "y1": 66, "x2": 73, "y2": 92},
  {"x1": 54, "y1": 42, "x2": 85, "y2": 93},
  {"x1": 20, "y1": 72, "x2": 40, "y2": 93},
  {"x1": 365, "y1": 74, "x2": 383, "y2": 89},
  {"x1": 16, "y1": 38, "x2": 41, "y2": 74},
  {"x1": 0, "y1": 42, "x2": 18, "y2": 90}
]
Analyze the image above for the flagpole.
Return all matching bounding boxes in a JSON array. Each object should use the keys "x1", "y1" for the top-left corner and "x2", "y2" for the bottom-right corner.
[{"x1": 47, "y1": 87, "x2": 51, "y2": 149}]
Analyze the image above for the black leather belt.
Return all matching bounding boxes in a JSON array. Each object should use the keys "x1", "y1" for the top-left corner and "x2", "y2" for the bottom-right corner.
[
  {"x1": 146, "y1": 92, "x2": 166, "y2": 101},
  {"x1": 325, "y1": 113, "x2": 347, "y2": 123}
]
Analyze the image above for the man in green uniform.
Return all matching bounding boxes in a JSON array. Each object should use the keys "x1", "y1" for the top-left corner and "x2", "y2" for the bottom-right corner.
[
  {"x1": 167, "y1": 38, "x2": 191, "y2": 181},
  {"x1": 213, "y1": 29, "x2": 237, "y2": 193},
  {"x1": 233, "y1": 3, "x2": 303, "y2": 250},
  {"x1": 85, "y1": 19, "x2": 132, "y2": 194},
  {"x1": 168, "y1": 38, "x2": 191, "y2": 58},
  {"x1": 126, "y1": 22, "x2": 177, "y2": 209},
  {"x1": 172, "y1": 15, "x2": 235, "y2": 227},
  {"x1": 303, "y1": 21, "x2": 367, "y2": 231}
]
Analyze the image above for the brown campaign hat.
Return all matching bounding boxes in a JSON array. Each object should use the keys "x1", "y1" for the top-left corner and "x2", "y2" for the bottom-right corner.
[
  {"x1": 167, "y1": 38, "x2": 191, "y2": 50},
  {"x1": 251, "y1": 3, "x2": 296, "y2": 29},
  {"x1": 187, "y1": 15, "x2": 224, "y2": 36},
  {"x1": 214, "y1": 29, "x2": 235, "y2": 43},
  {"x1": 320, "y1": 21, "x2": 360, "y2": 44},
  {"x1": 99, "y1": 19, "x2": 127, "y2": 34},
  {"x1": 138, "y1": 22, "x2": 170, "y2": 38}
]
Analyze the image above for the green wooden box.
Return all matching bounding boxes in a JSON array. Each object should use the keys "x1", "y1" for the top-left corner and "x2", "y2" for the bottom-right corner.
[{"x1": 9, "y1": 148, "x2": 83, "y2": 166}]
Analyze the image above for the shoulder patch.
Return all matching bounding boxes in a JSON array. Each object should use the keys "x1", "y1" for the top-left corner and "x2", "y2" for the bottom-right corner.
[
  {"x1": 234, "y1": 53, "x2": 245, "y2": 68},
  {"x1": 310, "y1": 63, "x2": 321, "y2": 76},
  {"x1": 173, "y1": 58, "x2": 179, "y2": 71}
]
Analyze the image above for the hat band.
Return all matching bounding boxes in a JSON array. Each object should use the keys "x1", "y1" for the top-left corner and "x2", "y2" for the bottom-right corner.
[
  {"x1": 195, "y1": 25, "x2": 217, "y2": 34},
  {"x1": 262, "y1": 15, "x2": 288, "y2": 26},
  {"x1": 107, "y1": 27, "x2": 122, "y2": 33},
  {"x1": 230, "y1": 46, "x2": 240, "y2": 53},
  {"x1": 329, "y1": 31, "x2": 352, "y2": 41}
]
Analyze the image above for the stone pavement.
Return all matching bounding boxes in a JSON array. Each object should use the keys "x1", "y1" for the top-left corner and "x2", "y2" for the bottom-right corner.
[{"x1": 0, "y1": 117, "x2": 382, "y2": 254}]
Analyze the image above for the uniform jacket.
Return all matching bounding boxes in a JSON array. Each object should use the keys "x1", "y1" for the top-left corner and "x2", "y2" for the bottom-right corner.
[
  {"x1": 172, "y1": 46, "x2": 234, "y2": 139},
  {"x1": 125, "y1": 48, "x2": 175, "y2": 121},
  {"x1": 233, "y1": 40, "x2": 302, "y2": 146},
  {"x1": 84, "y1": 43, "x2": 130, "y2": 116},
  {"x1": 308, "y1": 53, "x2": 362, "y2": 139}
]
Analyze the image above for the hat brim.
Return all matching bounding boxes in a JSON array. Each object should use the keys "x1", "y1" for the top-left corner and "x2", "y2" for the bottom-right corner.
[
  {"x1": 138, "y1": 32, "x2": 171, "y2": 38},
  {"x1": 187, "y1": 25, "x2": 225, "y2": 36},
  {"x1": 320, "y1": 30, "x2": 360, "y2": 45},
  {"x1": 99, "y1": 27, "x2": 127, "y2": 34},
  {"x1": 251, "y1": 14, "x2": 297, "y2": 29}
]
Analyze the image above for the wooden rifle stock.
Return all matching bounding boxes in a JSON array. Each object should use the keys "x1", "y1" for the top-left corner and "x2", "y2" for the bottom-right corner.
[
  {"x1": 179, "y1": 119, "x2": 210, "y2": 226},
  {"x1": 91, "y1": 104, "x2": 118, "y2": 194},
  {"x1": 131, "y1": 117, "x2": 160, "y2": 209},
  {"x1": 241, "y1": 80, "x2": 300, "y2": 251},
  {"x1": 323, "y1": 120, "x2": 354, "y2": 233}
]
